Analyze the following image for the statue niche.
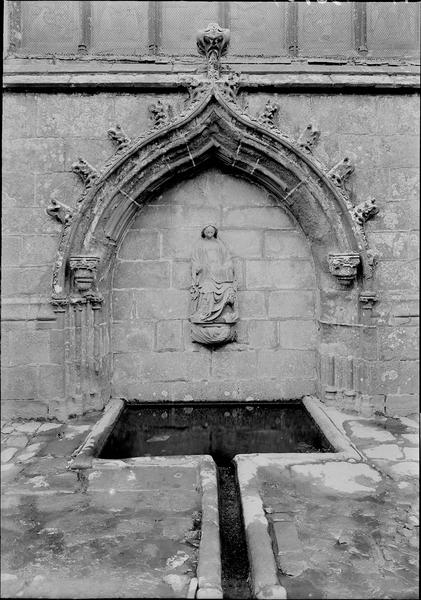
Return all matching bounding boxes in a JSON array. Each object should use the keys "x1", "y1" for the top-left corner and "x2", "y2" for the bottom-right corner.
[{"x1": 190, "y1": 225, "x2": 238, "y2": 345}]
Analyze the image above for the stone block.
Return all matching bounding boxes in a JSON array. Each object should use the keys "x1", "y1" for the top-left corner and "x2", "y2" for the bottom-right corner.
[
  {"x1": 278, "y1": 320, "x2": 317, "y2": 349},
  {"x1": 161, "y1": 229, "x2": 198, "y2": 259},
  {"x1": 2, "y1": 330, "x2": 50, "y2": 367},
  {"x1": 118, "y1": 230, "x2": 160, "y2": 260},
  {"x1": 268, "y1": 291, "x2": 315, "y2": 318},
  {"x1": 112, "y1": 320, "x2": 155, "y2": 352},
  {"x1": 1, "y1": 267, "x2": 51, "y2": 297},
  {"x1": 336, "y1": 96, "x2": 377, "y2": 134},
  {"x1": 172, "y1": 261, "x2": 191, "y2": 289},
  {"x1": 238, "y1": 291, "x2": 267, "y2": 319},
  {"x1": 372, "y1": 360, "x2": 419, "y2": 395},
  {"x1": 37, "y1": 365, "x2": 65, "y2": 399},
  {"x1": 3, "y1": 94, "x2": 39, "y2": 138},
  {"x1": 378, "y1": 326, "x2": 419, "y2": 361},
  {"x1": 134, "y1": 290, "x2": 189, "y2": 320},
  {"x1": 35, "y1": 172, "x2": 79, "y2": 209},
  {"x1": 257, "y1": 349, "x2": 316, "y2": 380},
  {"x1": 1, "y1": 400, "x2": 49, "y2": 420},
  {"x1": 263, "y1": 231, "x2": 310, "y2": 259},
  {"x1": 389, "y1": 168, "x2": 419, "y2": 204},
  {"x1": 211, "y1": 350, "x2": 257, "y2": 379},
  {"x1": 2, "y1": 207, "x2": 61, "y2": 235},
  {"x1": 131, "y1": 204, "x2": 183, "y2": 230},
  {"x1": 156, "y1": 320, "x2": 183, "y2": 351},
  {"x1": 181, "y1": 207, "x2": 222, "y2": 228},
  {"x1": 1, "y1": 237, "x2": 22, "y2": 267},
  {"x1": 248, "y1": 321, "x2": 278, "y2": 348},
  {"x1": 376, "y1": 261, "x2": 419, "y2": 291},
  {"x1": 246, "y1": 260, "x2": 315, "y2": 289},
  {"x1": 112, "y1": 290, "x2": 135, "y2": 321},
  {"x1": 2, "y1": 171, "x2": 36, "y2": 208},
  {"x1": 113, "y1": 261, "x2": 170, "y2": 289},
  {"x1": 37, "y1": 93, "x2": 115, "y2": 138},
  {"x1": 114, "y1": 93, "x2": 156, "y2": 137},
  {"x1": 113, "y1": 350, "x2": 211, "y2": 385},
  {"x1": 1, "y1": 366, "x2": 38, "y2": 399},
  {"x1": 273, "y1": 520, "x2": 302, "y2": 552},
  {"x1": 63, "y1": 138, "x2": 113, "y2": 171},
  {"x1": 3, "y1": 138, "x2": 66, "y2": 173},
  {"x1": 386, "y1": 394, "x2": 419, "y2": 417},
  {"x1": 220, "y1": 230, "x2": 262, "y2": 258},
  {"x1": 365, "y1": 232, "x2": 409, "y2": 260},
  {"x1": 223, "y1": 207, "x2": 293, "y2": 229},
  {"x1": 408, "y1": 232, "x2": 419, "y2": 260},
  {"x1": 21, "y1": 236, "x2": 58, "y2": 266}
]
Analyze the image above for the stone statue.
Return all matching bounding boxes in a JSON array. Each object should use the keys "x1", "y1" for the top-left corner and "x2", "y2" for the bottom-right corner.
[{"x1": 190, "y1": 225, "x2": 238, "y2": 345}]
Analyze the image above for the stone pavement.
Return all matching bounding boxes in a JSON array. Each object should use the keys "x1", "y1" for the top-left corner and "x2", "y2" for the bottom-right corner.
[
  {"x1": 1, "y1": 406, "x2": 419, "y2": 599},
  {"x1": 1, "y1": 414, "x2": 201, "y2": 599}
]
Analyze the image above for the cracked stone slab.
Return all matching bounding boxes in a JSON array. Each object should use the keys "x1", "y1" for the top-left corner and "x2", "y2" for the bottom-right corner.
[
  {"x1": 389, "y1": 462, "x2": 419, "y2": 478},
  {"x1": 290, "y1": 462, "x2": 382, "y2": 494}
]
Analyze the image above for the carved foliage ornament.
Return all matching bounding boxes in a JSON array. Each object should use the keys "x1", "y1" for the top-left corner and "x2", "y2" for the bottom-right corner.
[
  {"x1": 352, "y1": 198, "x2": 379, "y2": 226},
  {"x1": 298, "y1": 124, "x2": 321, "y2": 152},
  {"x1": 71, "y1": 158, "x2": 99, "y2": 195},
  {"x1": 328, "y1": 252, "x2": 360, "y2": 286},
  {"x1": 328, "y1": 157, "x2": 354, "y2": 188},
  {"x1": 257, "y1": 100, "x2": 279, "y2": 127},
  {"x1": 107, "y1": 124, "x2": 131, "y2": 150}
]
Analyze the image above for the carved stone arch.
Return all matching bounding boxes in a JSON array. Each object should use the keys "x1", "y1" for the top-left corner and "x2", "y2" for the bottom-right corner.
[
  {"x1": 48, "y1": 82, "x2": 378, "y2": 416},
  {"x1": 56, "y1": 88, "x2": 371, "y2": 303}
]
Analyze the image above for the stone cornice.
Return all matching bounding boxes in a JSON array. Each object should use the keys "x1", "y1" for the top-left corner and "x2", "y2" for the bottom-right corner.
[{"x1": 3, "y1": 58, "x2": 420, "y2": 91}]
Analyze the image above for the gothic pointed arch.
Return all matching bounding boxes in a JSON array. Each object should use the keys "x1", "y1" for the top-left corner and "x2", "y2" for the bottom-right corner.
[{"x1": 48, "y1": 78, "x2": 376, "y2": 309}]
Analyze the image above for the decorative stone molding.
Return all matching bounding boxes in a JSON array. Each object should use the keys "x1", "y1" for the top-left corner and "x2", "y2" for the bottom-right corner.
[
  {"x1": 50, "y1": 296, "x2": 69, "y2": 313},
  {"x1": 196, "y1": 22, "x2": 230, "y2": 78},
  {"x1": 328, "y1": 252, "x2": 360, "y2": 286},
  {"x1": 69, "y1": 256, "x2": 100, "y2": 296},
  {"x1": 352, "y1": 198, "x2": 379, "y2": 226},
  {"x1": 257, "y1": 100, "x2": 279, "y2": 127},
  {"x1": 359, "y1": 291, "x2": 378, "y2": 309},
  {"x1": 298, "y1": 124, "x2": 320, "y2": 152},
  {"x1": 107, "y1": 124, "x2": 131, "y2": 150},
  {"x1": 71, "y1": 158, "x2": 99, "y2": 194},
  {"x1": 46, "y1": 198, "x2": 73, "y2": 225},
  {"x1": 327, "y1": 157, "x2": 354, "y2": 188}
]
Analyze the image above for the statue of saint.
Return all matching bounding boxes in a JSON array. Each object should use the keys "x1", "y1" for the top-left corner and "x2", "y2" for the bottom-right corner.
[{"x1": 190, "y1": 225, "x2": 238, "y2": 337}]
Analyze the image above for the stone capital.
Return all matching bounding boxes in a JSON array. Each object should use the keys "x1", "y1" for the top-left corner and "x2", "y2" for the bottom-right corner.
[{"x1": 328, "y1": 252, "x2": 360, "y2": 286}]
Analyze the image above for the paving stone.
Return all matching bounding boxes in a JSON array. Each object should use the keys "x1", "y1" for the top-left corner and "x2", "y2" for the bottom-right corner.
[
  {"x1": 37, "y1": 423, "x2": 63, "y2": 433},
  {"x1": 14, "y1": 422, "x2": 41, "y2": 434},
  {"x1": 402, "y1": 447, "x2": 419, "y2": 461},
  {"x1": 348, "y1": 422, "x2": 395, "y2": 442},
  {"x1": 6, "y1": 435, "x2": 29, "y2": 448},
  {"x1": 364, "y1": 444, "x2": 404, "y2": 460},
  {"x1": 291, "y1": 462, "x2": 382, "y2": 495},
  {"x1": 1, "y1": 447, "x2": 18, "y2": 463},
  {"x1": 386, "y1": 462, "x2": 419, "y2": 478}
]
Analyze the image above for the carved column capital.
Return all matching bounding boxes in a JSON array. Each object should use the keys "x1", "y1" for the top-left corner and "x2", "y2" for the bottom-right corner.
[
  {"x1": 69, "y1": 255, "x2": 100, "y2": 296},
  {"x1": 328, "y1": 252, "x2": 360, "y2": 286},
  {"x1": 359, "y1": 291, "x2": 378, "y2": 309}
]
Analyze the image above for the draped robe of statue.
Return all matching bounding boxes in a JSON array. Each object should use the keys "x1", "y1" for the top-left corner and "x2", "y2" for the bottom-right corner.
[{"x1": 190, "y1": 234, "x2": 238, "y2": 344}]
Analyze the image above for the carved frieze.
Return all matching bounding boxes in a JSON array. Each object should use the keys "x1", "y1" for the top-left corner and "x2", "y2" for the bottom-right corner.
[
  {"x1": 190, "y1": 225, "x2": 238, "y2": 345},
  {"x1": 352, "y1": 198, "x2": 379, "y2": 226},
  {"x1": 298, "y1": 124, "x2": 320, "y2": 152},
  {"x1": 71, "y1": 158, "x2": 99, "y2": 194},
  {"x1": 328, "y1": 252, "x2": 360, "y2": 286},
  {"x1": 197, "y1": 22, "x2": 230, "y2": 78},
  {"x1": 328, "y1": 157, "x2": 354, "y2": 188},
  {"x1": 107, "y1": 124, "x2": 131, "y2": 150},
  {"x1": 257, "y1": 100, "x2": 279, "y2": 128}
]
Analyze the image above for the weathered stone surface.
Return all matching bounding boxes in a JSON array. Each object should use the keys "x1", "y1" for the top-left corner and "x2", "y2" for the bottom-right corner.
[
  {"x1": 113, "y1": 261, "x2": 170, "y2": 289},
  {"x1": 248, "y1": 321, "x2": 278, "y2": 348},
  {"x1": 268, "y1": 291, "x2": 315, "y2": 318},
  {"x1": 221, "y1": 230, "x2": 262, "y2": 258},
  {"x1": 257, "y1": 349, "x2": 316, "y2": 380},
  {"x1": 386, "y1": 394, "x2": 419, "y2": 417},
  {"x1": 118, "y1": 230, "x2": 160, "y2": 260},
  {"x1": 156, "y1": 320, "x2": 183, "y2": 351},
  {"x1": 263, "y1": 231, "x2": 310, "y2": 258},
  {"x1": 246, "y1": 260, "x2": 315, "y2": 289}
]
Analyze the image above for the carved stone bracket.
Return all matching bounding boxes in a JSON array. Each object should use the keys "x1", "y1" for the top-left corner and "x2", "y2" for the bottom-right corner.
[
  {"x1": 359, "y1": 291, "x2": 378, "y2": 310},
  {"x1": 328, "y1": 252, "x2": 360, "y2": 286},
  {"x1": 46, "y1": 199, "x2": 74, "y2": 225},
  {"x1": 328, "y1": 157, "x2": 354, "y2": 189},
  {"x1": 257, "y1": 100, "x2": 279, "y2": 127},
  {"x1": 352, "y1": 198, "x2": 379, "y2": 226},
  {"x1": 298, "y1": 124, "x2": 320, "y2": 152},
  {"x1": 197, "y1": 22, "x2": 230, "y2": 79},
  {"x1": 71, "y1": 158, "x2": 99, "y2": 196},
  {"x1": 69, "y1": 256, "x2": 100, "y2": 297},
  {"x1": 107, "y1": 124, "x2": 131, "y2": 150}
]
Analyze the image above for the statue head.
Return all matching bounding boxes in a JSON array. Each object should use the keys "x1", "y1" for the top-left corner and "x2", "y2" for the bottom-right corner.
[{"x1": 201, "y1": 225, "x2": 218, "y2": 239}]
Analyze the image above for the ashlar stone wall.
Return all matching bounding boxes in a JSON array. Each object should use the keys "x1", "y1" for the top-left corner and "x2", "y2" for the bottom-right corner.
[{"x1": 111, "y1": 169, "x2": 318, "y2": 402}]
